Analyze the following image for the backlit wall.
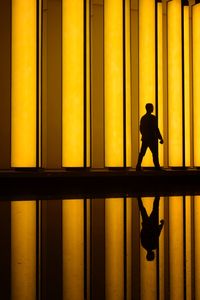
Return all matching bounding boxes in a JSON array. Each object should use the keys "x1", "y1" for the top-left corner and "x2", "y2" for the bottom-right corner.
[{"x1": 0, "y1": 0, "x2": 200, "y2": 169}]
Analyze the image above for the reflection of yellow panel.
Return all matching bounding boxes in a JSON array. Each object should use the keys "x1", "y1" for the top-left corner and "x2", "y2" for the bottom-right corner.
[
  {"x1": 11, "y1": 201, "x2": 36, "y2": 300},
  {"x1": 105, "y1": 0, "x2": 123, "y2": 167},
  {"x1": 184, "y1": 6, "x2": 191, "y2": 167},
  {"x1": 168, "y1": 0, "x2": 182, "y2": 166},
  {"x1": 11, "y1": 0, "x2": 37, "y2": 167},
  {"x1": 169, "y1": 196, "x2": 184, "y2": 299},
  {"x1": 193, "y1": 4, "x2": 200, "y2": 166},
  {"x1": 140, "y1": 197, "x2": 157, "y2": 299},
  {"x1": 105, "y1": 198, "x2": 124, "y2": 300},
  {"x1": 194, "y1": 196, "x2": 200, "y2": 299},
  {"x1": 63, "y1": 199, "x2": 84, "y2": 300},
  {"x1": 158, "y1": 3, "x2": 164, "y2": 166},
  {"x1": 126, "y1": 198, "x2": 132, "y2": 299},
  {"x1": 62, "y1": 0, "x2": 84, "y2": 167},
  {"x1": 139, "y1": 0, "x2": 155, "y2": 166},
  {"x1": 126, "y1": 0, "x2": 132, "y2": 167},
  {"x1": 186, "y1": 196, "x2": 192, "y2": 300},
  {"x1": 159, "y1": 196, "x2": 165, "y2": 300}
]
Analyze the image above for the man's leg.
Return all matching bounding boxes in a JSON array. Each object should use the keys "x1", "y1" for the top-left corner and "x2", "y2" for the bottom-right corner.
[
  {"x1": 149, "y1": 142, "x2": 160, "y2": 169},
  {"x1": 136, "y1": 142, "x2": 148, "y2": 170}
]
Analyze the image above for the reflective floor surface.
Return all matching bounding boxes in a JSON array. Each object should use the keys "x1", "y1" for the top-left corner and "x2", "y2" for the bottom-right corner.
[{"x1": 0, "y1": 194, "x2": 199, "y2": 299}]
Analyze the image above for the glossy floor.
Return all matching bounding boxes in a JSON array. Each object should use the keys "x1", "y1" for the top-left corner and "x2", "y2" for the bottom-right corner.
[{"x1": 0, "y1": 195, "x2": 198, "y2": 299}]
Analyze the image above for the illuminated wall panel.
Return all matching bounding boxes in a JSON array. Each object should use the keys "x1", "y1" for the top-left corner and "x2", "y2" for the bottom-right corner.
[
  {"x1": 193, "y1": 4, "x2": 200, "y2": 166},
  {"x1": 158, "y1": 2, "x2": 164, "y2": 166},
  {"x1": 125, "y1": 0, "x2": 132, "y2": 167},
  {"x1": 194, "y1": 196, "x2": 200, "y2": 299},
  {"x1": 11, "y1": 0, "x2": 37, "y2": 167},
  {"x1": 62, "y1": 199, "x2": 84, "y2": 300},
  {"x1": 105, "y1": 198, "x2": 124, "y2": 300},
  {"x1": 139, "y1": 0, "x2": 155, "y2": 166},
  {"x1": 86, "y1": 0, "x2": 90, "y2": 167},
  {"x1": 62, "y1": 0, "x2": 84, "y2": 167},
  {"x1": 184, "y1": 6, "x2": 191, "y2": 166},
  {"x1": 140, "y1": 198, "x2": 157, "y2": 300},
  {"x1": 169, "y1": 197, "x2": 184, "y2": 299},
  {"x1": 104, "y1": 0, "x2": 124, "y2": 167},
  {"x1": 167, "y1": 0, "x2": 183, "y2": 166},
  {"x1": 11, "y1": 201, "x2": 36, "y2": 300}
]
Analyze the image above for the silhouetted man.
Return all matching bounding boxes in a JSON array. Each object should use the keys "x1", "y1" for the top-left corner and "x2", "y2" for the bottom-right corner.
[
  {"x1": 137, "y1": 196, "x2": 164, "y2": 261},
  {"x1": 136, "y1": 103, "x2": 163, "y2": 171}
]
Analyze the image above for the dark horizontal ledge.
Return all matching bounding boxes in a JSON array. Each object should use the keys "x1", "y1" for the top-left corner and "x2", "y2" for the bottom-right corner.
[{"x1": 1, "y1": 168, "x2": 200, "y2": 200}]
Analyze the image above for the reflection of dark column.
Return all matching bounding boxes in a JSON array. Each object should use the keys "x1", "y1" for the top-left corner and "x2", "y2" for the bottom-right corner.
[
  {"x1": 0, "y1": 0, "x2": 11, "y2": 169},
  {"x1": 41, "y1": 200, "x2": 62, "y2": 300},
  {"x1": 91, "y1": 199, "x2": 105, "y2": 300},
  {"x1": 0, "y1": 201, "x2": 11, "y2": 299},
  {"x1": 132, "y1": 198, "x2": 140, "y2": 298}
]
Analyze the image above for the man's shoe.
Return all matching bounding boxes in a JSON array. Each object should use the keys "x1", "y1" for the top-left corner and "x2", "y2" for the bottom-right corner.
[{"x1": 136, "y1": 166, "x2": 142, "y2": 171}]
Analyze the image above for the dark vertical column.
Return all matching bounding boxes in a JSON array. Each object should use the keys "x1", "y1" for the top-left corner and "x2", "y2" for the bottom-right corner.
[
  {"x1": 41, "y1": 200, "x2": 62, "y2": 300},
  {"x1": 91, "y1": 0, "x2": 104, "y2": 168},
  {"x1": 90, "y1": 199, "x2": 105, "y2": 300},
  {"x1": 0, "y1": 0, "x2": 11, "y2": 169},
  {"x1": 42, "y1": 0, "x2": 62, "y2": 169},
  {"x1": 0, "y1": 201, "x2": 11, "y2": 299}
]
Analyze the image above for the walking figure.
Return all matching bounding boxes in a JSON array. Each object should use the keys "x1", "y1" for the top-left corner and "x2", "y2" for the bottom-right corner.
[
  {"x1": 137, "y1": 196, "x2": 164, "y2": 261},
  {"x1": 136, "y1": 103, "x2": 163, "y2": 171}
]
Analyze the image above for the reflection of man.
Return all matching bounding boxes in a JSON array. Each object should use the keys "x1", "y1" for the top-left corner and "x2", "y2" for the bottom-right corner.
[
  {"x1": 136, "y1": 103, "x2": 163, "y2": 171},
  {"x1": 137, "y1": 196, "x2": 164, "y2": 261}
]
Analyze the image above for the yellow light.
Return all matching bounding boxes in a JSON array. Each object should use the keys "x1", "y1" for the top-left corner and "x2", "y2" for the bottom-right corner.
[
  {"x1": 62, "y1": 199, "x2": 84, "y2": 300},
  {"x1": 105, "y1": 198, "x2": 124, "y2": 300},
  {"x1": 169, "y1": 196, "x2": 184, "y2": 298},
  {"x1": 168, "y1": 0, "x2": 182, "y2": 166},
  {"x1": 86, "y1": 0, "x2": 90, "y2": 167},
  {"x1": 184, "y1": 6, "x2": 191, "y2": 166},
  {"x1": 158, "y1": 2, "x2": 164, "y2": 166},
  {"x1": 125, "y1": 0, "x2": 132, "y2": 167},
  {"x1": 140, "y1": 198, "x2": 157, "y2": 299},
  {"x1": 11, "y1": 0, "x2": 37, "y2": 167},
  {"x1": 62, "y1": 0, "x2": 84, "y2": 167},
  {"x1": 193, "y1": 4, "x2": 200, "y2": 166},
  {"x1": 105, "y1": 0, "x2": 124, "y2": 167},
  {"x1": 139, "y1": 0, "x2": 155, "y2": 166},
  {"x1": 11, "y1": 201, "x2": 36, "y2": 300}
]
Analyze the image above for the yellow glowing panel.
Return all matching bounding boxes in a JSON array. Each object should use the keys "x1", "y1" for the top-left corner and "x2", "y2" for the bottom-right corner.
[
  {"x1": 168, "y1": 0, "x2": 182, "y2": 166},
  {"x1": 194, "y1": 196, "x2": 200, "y2": 299},
  {"x1": 126, "y1": 0, "x2": 132, "y2": 167},
  {"x1": 105, "y1": 198, "x2": 124, "y2": 300},
  {"x1": 86, "y1": 0, "x2": 90, "y2": 167},
  {"x1": 63, "y1": 199, "x2": 84, "y2": 300},
  {"x1": 193, "y1": 4, "x2": 200, "y2": 166},
  {"x1": 62, "y1": 0, "x2": 84, "y2": 167},
  {"x1": 11, "y1": 0, "x2": 37, "y2": 167},
  {"x1": 105, "y1": 0, "x2": 123, "y2": 167},
  {"x1": 169, "y1": 196, "x2": 184, "y2": 299},
  {"x1": 139, "y1": 0, "x2": 155, "y2": 166},
  {"x1": 158, "y1": 3, "x2": 164, "y2": 166},
  {"x1": 140, "y1": 198, "x2": 156, "y2": 299},
  {"x1": 184, "y1": 6, "x2": 191, "y2": 166},
  {"x1": 11, "y1": 201, "x2": 36, "y2": 300}
]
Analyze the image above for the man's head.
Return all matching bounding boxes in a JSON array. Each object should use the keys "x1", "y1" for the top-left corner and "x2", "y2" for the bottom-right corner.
[
  {"x1": 145, "y1": 103, "x2": 154, "y2": 114},
  {"x1": 146, "y1": 250, "x2": 155, "y2": 261}
]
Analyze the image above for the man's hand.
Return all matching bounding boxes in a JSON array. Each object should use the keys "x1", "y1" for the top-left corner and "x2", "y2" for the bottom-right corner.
[{"x1": 160, "y1": 139, "x2": 164, "y2": 144}]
